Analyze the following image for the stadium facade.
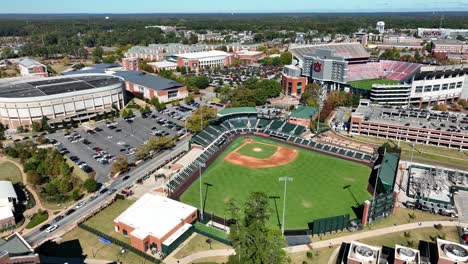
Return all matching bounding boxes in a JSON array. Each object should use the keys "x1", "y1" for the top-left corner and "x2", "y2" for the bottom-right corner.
[
  {"x1": 285, "y1": 43, "x2": 468, "y2": 108},
  {"x1": 0, "y1": 74, "x2": 125, "y2": 129}
]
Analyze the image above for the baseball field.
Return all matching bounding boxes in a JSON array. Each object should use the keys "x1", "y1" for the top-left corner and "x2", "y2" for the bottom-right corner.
[{"x1": 180, "y1": 136, "x2": 372, "y2": 229}]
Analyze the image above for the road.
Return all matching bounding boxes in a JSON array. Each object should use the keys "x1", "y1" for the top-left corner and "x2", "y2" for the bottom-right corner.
[{"x1": 24, "y1": 137, "x2": 190, "y2": 247}]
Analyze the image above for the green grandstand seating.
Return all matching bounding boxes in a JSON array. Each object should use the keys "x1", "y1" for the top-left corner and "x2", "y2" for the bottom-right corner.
[
  {"x1": 293, "y1": 126, "x2": 306, "y2": 136},
  {"x1": 269, "y1": 120, "x2": 284, "y2": 130},
  {"x1": 281, "y1": 123, "x2": 296, "y2": 134},
  {"x1": 257, "y1": 119, "x2": 271, "y2": 128}
]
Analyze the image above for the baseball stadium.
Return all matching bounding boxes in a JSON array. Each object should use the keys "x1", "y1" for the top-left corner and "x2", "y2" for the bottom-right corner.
[{"x1": 164, "y1": 108, "x2": 400, "y2": 232}]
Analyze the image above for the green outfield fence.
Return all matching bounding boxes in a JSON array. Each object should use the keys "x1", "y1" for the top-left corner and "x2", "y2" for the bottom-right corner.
[
  {"x1": 194, "y1": 221, "x2": 231, "y2": 245},
  {"x1": 309, "y1": 214, "x2": 350, "y2": 236}
]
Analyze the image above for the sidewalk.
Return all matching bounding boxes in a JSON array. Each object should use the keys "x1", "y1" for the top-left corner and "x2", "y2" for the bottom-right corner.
[{"x1": 167, "y1": 220, "x2": 467, "y2": 264}]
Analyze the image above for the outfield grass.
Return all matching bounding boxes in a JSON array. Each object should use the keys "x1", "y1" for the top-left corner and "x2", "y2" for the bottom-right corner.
[
  {"x1": 0, "y1": 161, "x2": 23, "y2": 183},
  {"x1": 348, "y1": 79, "x2": 400, "y2": 90},
  {"x1": 236, "y1": 142, "x2": 278, "y2": 159},
  {"x1": 181, "y1": 136, "x2": 371, "y2": 229}
]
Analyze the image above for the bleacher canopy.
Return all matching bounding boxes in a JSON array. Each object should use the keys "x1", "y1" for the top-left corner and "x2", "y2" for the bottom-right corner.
[{"x1": 217, "y1": 107, "x2": 257, "y2": 117}]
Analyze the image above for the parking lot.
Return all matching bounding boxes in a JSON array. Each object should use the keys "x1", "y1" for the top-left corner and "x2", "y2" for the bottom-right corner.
[{"x1": 46, "y1": 107, "x2": 191, "y2": 183}]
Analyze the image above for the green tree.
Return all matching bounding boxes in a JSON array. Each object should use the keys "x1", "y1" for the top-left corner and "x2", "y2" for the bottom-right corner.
[
  {"x1": 112, "y1": 156, "x2": 129, "y2": 173},
  {"x1": 84, "y1": 178, "x2": 98, "y2": 193},
  {"x1": 184, "y1": 94, "x2": 195, "y2": 104},
  {"x1": 227, "y1": 192, "x2": 289, "y2": 264},
  {"x1": 31, "y1": 122, "x2": 42, "y2": 132},
  {"x1": 186, "y1": 106, "x2": 217, "y2": 132},
  {"x1": 140, "y1": 105, "x2": 151, "y2": 114},
  {"x1": 280, "y1": 52, "x2": 292, "y2": 65},
  {"x1": 150, "y1": 97, "x2": 165, "y2": 111},
  {"x1": 92, "y1": 46, "x2": 104, "y2": 59}
]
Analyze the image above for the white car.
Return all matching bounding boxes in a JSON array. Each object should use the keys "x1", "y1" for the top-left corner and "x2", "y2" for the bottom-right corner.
[
  {"x1": 117, "y1": 141, "x2": 126, "y2": 145},
  {"x1": 107, "y1": 136, "x2": 113, "y2": 139},
  {"x1": 45, "y1": 225, "x2": 58, "y2": 233},
  {"x1": 53, "y1": 142, "x2": 61, "y2": 146},
  {"x1": 75, "y1": 201, "x2": 86, "y2": 209}
]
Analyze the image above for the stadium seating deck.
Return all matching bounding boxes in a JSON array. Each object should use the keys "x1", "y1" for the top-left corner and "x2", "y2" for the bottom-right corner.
[{"x1": 347, "y1": 60, "x2": 422, "y2": 82}]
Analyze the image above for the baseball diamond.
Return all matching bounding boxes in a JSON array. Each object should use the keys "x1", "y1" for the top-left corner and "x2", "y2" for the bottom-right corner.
[{"x1": 180, "y1": 136, "x2": 372, "y2": 229}]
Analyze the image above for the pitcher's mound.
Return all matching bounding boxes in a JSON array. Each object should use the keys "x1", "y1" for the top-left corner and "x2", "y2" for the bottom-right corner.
[{"x1": 253, "y1": 148, "x2": 262, "y2": 152}]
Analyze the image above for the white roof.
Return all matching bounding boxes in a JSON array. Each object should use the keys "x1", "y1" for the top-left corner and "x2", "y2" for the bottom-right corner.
[
  {"x1": 0, "y1": 206, "x2": 13, "y2": 221},
  {"x1": 114, "y1": 193, "x2": 197, "y2": 240},
  {"x1": 174, "y1": 50, "x2": 231, "y2": 59},
  {"x1": 147, "y1": 61, "x2": 178, "y2": 68},
  {"x1": 237, "y1": 50, "x2": 263, "y2": 56},
  {"x1": 0, "y1": 181, "x2": 17, "y2": 200}
]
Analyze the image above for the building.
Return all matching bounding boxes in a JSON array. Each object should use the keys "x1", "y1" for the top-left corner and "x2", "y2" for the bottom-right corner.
[
  {"x1": 370, "y1": 64, "x2": 467, "y2": 107},
  {"x1": 122, "y1": 57, "x2": 140, "y2": 71},
  {"x1": 0, "y1": 74, "x2": 125, "y2": 129},
  {"x1": 234, "y1": 50, "x2": 264, "y2": 64},
  {"x1": 0, "y1": 181, "x2": 17, "y2": 229},
  {"x1": 147, "y1": 61, "x2": 178, "y2": 72},
  {"x1": 350, "y1": 103, "x2": 468, "y2": 150},
  {"x1": 418, "y1": 28, "x2": 468, "y2": 39},
  {"x1": 346, "y1": 241, "x2": 382, "y2": 264},
  {"x1": 9, "y1": 58, "x2": 47, "y2": 77},
  {"x1": 282, "y1": 65, "x2": 308, "y2": 97},
  {"x1": 432, "y1": 39, "x2": 468, "y2": 60},
  {"x1": 114, "y1": 193, "x2": 197, "y2": 254},
  {"x1": 288, "y1": 106, "x2": 317, "y2": 127},
  {"x1": 125, "y1": 43, "x2": 221, "y2": 61},
  {"x1": 376, "y1": 21, "x2": 385, "y2": 34},
  {"x1": 170, "y1": 50, "x2": 233, "y2": 71},
  {"x1": 115, "y1": 71, "x2": 187, "y2": 103},
  {"x1": 0, "y1": 233, "x2": 40, "y2": 263},
  {"x1": 437, "y1": 238, "x2": 468, "y2": 263}
]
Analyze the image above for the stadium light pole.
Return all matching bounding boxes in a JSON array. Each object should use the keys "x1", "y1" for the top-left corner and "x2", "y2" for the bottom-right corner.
[
  {"x1": 373, "y1": 148, "x2": 386, "y2": 199},
  {"x1": 279, "y1": 177, "x2": 293, "y2": 235},
  {"x1": 198, "y1": 161, "x2": 206, "y2": 220}
]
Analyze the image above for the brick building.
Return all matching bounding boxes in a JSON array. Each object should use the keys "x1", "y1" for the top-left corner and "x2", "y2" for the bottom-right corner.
[
  {"x1": 114, "y1": 194, "x2": 197, "y2": 254},
  {"x1": 282, "y1": 65, "x2": 308, "y2": 97},
  {"x1": 288, "y1": 106, "x2": 317, "y2": 128},
  {"x1": 432, "y1": 39, "x2": 468, "y2": 60},
  {"x1": 234, "y1": 50, "x2": 264, "y2": 64},
  {"x1": 115, "y1": 71, "x2": 187, "y2": 103},
  {"x1": 122, "y1": 57, "x2": 140, "y2": 71},
  {"x1": 171, "y1": 50, "x2": 233, "y2": 72}
]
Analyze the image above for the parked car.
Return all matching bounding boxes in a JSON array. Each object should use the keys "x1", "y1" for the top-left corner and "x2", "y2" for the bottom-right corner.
[{"x1": 45, "y1": 225, "x2": 58, "y2": 233}]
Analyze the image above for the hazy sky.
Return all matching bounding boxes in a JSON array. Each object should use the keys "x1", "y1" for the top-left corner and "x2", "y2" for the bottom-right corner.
[{"x1": 2, "y1": 0, "x2": 468, "y2": 13}]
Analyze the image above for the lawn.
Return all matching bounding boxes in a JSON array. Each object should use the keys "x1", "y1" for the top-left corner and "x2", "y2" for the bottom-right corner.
[
  {"x1": 26, "y1": 210, "x2": 49, "y2": 229},
  {"x1": 236, "y1": 142, "x2": 278, "y2": 159},
  {"x1": 174, "y1": 234, "x2": 231, "y2": 259},
  {"x1": 84, "y1": 198, "x2": 135, "y2": 244},
  {"x1": 59, "y1": 227, "x2": 149, "y2": 263},
  {"x1": 289, "y1": 246, "x2": 338, "y2": 264},
  {"x1": 359, "y1": 226, "x2": 460, "y2": 249},
  {"x1": 181, "y1": 136, "x2": 372, "y2": 229},
  {"x1": 348, "y1": 78, "x2": 400, "y2": 90},
  {"x1": 0, "y1": 161, "x2": 23, "y2": 183}
]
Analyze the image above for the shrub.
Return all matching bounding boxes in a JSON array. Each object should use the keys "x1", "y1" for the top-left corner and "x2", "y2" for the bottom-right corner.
[
  {"x1": 306, "y1": 251, "x2": 313, "y2": 258},
  {"x1": 434, "y1": 224, "x2": 443, "y2": 230},
  {"x1": 404, "y1": 231, "x2": 412, "y2": 238},
  {"x1": 406, "y1": 240, "x2": 415, "y2": 248}
]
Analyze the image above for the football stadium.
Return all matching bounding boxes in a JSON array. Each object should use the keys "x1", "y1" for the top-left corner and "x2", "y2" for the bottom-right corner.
[
  {"x1": 164, "y1": 108, "x2": 396, "y2": 232},
  {"x1": 285, "y1": 43, "x2": 467, "y2": 108}
]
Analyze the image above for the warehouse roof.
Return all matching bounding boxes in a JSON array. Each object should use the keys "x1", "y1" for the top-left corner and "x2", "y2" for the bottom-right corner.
[
  {"x1": 114, "y1": 71, "x2": 184, "y2": 91},
  {"x1": 218, "y1": 107, "x2": 257, "y2": 117},
  {"x1": 0, "y1": 75, "x2": 121, "y2": 98},
  {"x1": 290, "y1": 106, "x2": 318, "y2": 119},
  {"x1": 114, "y1": 194, "x2": 196, "y2": 240}
]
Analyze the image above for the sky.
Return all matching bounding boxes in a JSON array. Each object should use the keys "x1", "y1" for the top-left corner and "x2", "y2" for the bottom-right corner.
[{"x1": 2, "y1": 0, "x2": 468, "y2": 13}]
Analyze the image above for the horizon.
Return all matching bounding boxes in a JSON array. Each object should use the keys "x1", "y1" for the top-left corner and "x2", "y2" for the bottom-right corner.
[{"x1": 2, "y1": 0, "x2": 468, "y2": 14}]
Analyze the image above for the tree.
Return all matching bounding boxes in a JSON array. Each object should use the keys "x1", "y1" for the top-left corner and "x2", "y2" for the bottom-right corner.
[
  {"x1": 92, "y1": 46, "x2": 104, "y2": 59},
  {"x1": 62, "y1": 56, "x2": 70, "y2": 66},
  {"x1": 227, "y1": 192, "x2": 289, "y2": 264},
  {"x1": 121, "y1": 109, "x2": 134, "y2": 119},
  {"x1": 433, "y1": 103, "x2": 448, "y2": 112},
  {"x1": 102, "y1": 54, "x2": 116, "y2": 64},
  {"x1": 31, "y1": 122, "x2": 42, "y2": 132},
  {"x1": 84, "y1": 178, "x2": 98, "y2": 193},
  {"x1": 150, "y1": 97, "x2": 165, "y2": 111},
  {"x1": 187, "y1": 106, "x2": 217, "y2": 132},
  {"x1": 27, "y1": 171, "x2": 42, "y2": 185},
  {"x1": 16, "y1": 126, "x2": 25, "y2": 133},
  {"x1": 280, "y1": 52, "x2": 292, "y2": 65},
  {"x1": 184, "y1": 94, "x2": 195, "y2": 104},
  {"x1": 112, "y1": 156, "x2": 129, "y2": 173},
  {"x1": 140, "y1": 105, "x2": 151, "y2": 114}
]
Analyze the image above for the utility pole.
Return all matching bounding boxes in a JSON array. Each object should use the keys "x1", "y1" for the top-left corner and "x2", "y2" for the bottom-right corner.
[{"x1": 279, "y1": 177, "x2": 293, "y2": 235}]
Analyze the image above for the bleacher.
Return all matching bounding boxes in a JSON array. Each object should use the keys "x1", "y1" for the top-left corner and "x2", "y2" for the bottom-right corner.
[
  {"x1": 280, "y1": 123, "x2": 297, "y2": 134},
  {"x1": 269, "y1": 120, "x2": 284, "y2": 131},
  {"x1": 347, "y1": 60, "x2": 422, "y2": 82}
]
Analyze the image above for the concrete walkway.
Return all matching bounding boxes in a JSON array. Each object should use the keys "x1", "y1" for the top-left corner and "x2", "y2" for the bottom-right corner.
[{"x1": 166, "y1": 220, "x2": 467, "y2": 264}]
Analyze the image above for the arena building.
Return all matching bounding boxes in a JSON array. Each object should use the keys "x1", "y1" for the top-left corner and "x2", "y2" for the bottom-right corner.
[
  {"x1": 350, "y1": 101, "x2": 468, "y2": 150},
  {"x1": 0, "y1": 74, "x2": 125, "y2": 129},
  {"x1": 124, "y1": 43, "x2": 220, "y2": 61},
  {"x1": 418, "y1": 28, "x2": 468, "y2": 39}
]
